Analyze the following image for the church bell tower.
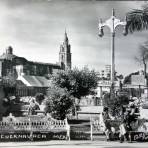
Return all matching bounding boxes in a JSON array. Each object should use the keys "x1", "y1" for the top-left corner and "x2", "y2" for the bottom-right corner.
[{"x1": 59, "y1": 31, "x2": 72, "y2": 70}]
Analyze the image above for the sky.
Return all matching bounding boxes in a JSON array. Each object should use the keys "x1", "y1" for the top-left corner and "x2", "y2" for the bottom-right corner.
[{"x1": 0, "y1": 0, "x2": 148, "y2": 76}]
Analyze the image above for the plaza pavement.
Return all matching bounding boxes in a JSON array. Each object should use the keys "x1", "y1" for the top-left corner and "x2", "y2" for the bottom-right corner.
[{"x1": 0, "y1": 140, "x2": 148, "y2": 148}]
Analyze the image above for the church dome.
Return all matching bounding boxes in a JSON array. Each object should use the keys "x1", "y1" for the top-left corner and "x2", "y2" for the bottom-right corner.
[{"x1": 6, "y1": 46, "x2": 13, "y2": 54}]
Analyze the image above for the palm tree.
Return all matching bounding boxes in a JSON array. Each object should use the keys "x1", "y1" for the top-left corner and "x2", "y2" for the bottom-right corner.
[
  {"x1": 125, "y1": 5, "x2": 148, "y2": 91},
  {"x1": 126, "y1": 5, "x2": 148, "y2": 33},
  {"x1": 135, "y1": 42, "x2": 148, "y2": 78}
]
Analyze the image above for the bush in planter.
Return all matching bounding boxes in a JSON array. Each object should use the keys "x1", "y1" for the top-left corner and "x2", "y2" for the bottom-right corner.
[
  {"x1": 103, "y1": 92, "x2": 129, "y2": 118},
  {"x1": 45, "y1": 85, "x2": 73, "y2": 120}
]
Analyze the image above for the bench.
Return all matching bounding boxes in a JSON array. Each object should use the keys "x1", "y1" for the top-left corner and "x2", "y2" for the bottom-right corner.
[
  {"x1": 0, "y1": 114, "x2": 70, "y2": 141},
  {"x1": 90, "y1": 118, "x2": 121, "y2": 141}
]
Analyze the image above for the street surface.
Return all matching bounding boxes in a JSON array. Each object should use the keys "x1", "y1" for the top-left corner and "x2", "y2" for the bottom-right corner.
[{"x1": 0, "y1": 140, "x2": 148, "y2": 148}]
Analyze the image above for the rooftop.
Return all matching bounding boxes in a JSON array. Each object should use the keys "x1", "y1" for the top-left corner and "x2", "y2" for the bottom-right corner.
[
  {"x1": 0, "y1": 46, "x2": 60, "y2": 67},
  {"x1": 17, "y1": 75, "x2": 50, "y2": 87}
]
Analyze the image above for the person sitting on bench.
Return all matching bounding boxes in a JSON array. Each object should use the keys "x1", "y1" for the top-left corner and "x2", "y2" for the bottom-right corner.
[{"x1": 102, "y1": 107, "x2": 112, "y2": 141}]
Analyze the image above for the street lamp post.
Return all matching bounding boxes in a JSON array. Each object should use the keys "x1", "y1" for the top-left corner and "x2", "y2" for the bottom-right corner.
[{"x1": 98, "y1": 9, "x2": 127, "y2": 100}]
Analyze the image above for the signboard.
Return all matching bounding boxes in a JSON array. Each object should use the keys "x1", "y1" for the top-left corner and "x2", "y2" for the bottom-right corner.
[
  {"x1": 131, "y1": 75, "x2": 145, "y2": 86},
  {"x1": 129, "y1": 132, "x2": 148, "y2": 142},
  {"x1": 98, "y1": 80, "x2": 111, "y2": 87},
  {"x1": 98, "y1": 80, "x2": 119, "y2": 87},
  {"x1": 0, "y1": 132, "x2": 67, "y2": 142},
  {"x1": 123, "y1": 84, "x2": 146, "y2": 89},
  {"x1": 117, "y1": 91, "x2": 128, "y2": 96}
]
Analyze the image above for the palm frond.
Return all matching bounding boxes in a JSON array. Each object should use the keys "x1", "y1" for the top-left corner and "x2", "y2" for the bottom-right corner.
[{"x1": 126, "y1": 8, "x2": 148, "y2": 33}]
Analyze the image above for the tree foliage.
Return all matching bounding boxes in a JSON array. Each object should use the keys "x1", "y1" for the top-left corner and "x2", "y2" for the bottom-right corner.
[
  {"x1": 45, "y1": 67, "x2": 98, "y2": 119},
  {"x1": 103, "y1": 92, "x2": 129, "y2": 117},
  {"x1": 35, "y1": 93, "x2": 45, "y2": 105},
  {"x1": 45, "y1": 86, "x2": 73, "y2": 120},
  {"x1": 135, "y1": 42, "x2": 148, "y2": 78},
  {"x1": 51, "y1": 67, "x2": 99, "y2": 100}
]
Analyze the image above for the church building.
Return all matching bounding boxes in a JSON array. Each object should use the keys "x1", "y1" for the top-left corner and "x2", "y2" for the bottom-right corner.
[
  {"x1": 0, "y1": 32, "x2": 72, "y2": 96},
  {"x1": 0, "y1": 31, "x2": 72, "y2": 78}
]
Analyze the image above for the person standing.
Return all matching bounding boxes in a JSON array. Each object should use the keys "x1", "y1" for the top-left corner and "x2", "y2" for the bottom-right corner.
[
  {"x1": 28, "y1": 98, "x2": 40, "y2": 141},
  {"x1": 28, "y1": 98, "x2": 40, "y2": 115}
]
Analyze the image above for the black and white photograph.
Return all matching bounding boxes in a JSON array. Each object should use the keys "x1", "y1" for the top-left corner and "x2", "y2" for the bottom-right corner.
[{"x1": 0, "y1": 0, "x2": 148, "y2": 147}]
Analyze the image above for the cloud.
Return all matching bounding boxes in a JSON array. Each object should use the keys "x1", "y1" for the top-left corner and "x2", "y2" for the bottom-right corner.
[{"x1": 0, "y1": 0, "x2": 146, "y2": 76}]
